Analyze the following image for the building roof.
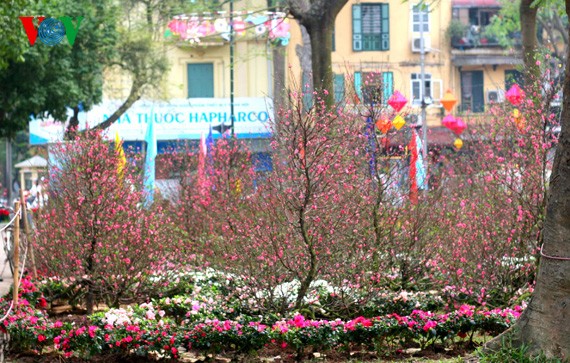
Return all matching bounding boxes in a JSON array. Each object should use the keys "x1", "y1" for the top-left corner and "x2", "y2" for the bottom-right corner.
[
  {"x1": 15, "y1": 155, "x2": 48, "y2": 169},
  {"x1": 452, "y1": 0, "x2": 500, "y2": 7}
]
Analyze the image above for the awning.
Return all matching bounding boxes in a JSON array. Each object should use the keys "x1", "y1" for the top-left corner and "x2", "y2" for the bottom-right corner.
[{"x1": 452, "y1": 0, "x2": 500, "y2": 7}]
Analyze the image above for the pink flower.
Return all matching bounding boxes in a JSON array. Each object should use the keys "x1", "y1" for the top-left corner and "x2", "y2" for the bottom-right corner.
[
  {"x1": 423, "y1": 320, "x2": 437, "y2": 332},
  {"x1": 37, "y1": 334, "x2": 46, "y2": 342}
]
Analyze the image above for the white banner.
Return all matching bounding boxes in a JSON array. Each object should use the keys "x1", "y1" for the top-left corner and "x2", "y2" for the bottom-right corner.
[{"x1": 29, "y1": 97, "x2": 273, "y2": 145}]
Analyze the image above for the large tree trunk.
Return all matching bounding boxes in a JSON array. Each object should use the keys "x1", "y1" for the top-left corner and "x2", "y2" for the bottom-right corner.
[
  {"x1": 271, "y1": 43, "x2": 287, "y2": 113},
  {"x1": 520, "y1": 0, "x2": 539, "y2": 82},
  {"x1": 305, "y1": 20, "x2": 335, "y2": 105},
  {"x1": 485, "y1": 2, "x2": 570, "y2": 357},
  {"x1": 288, "y1": 0, "x2": 348, "y2": 107},
  {"x1": 268, "y1": 0, "x2": 287, "y2": 112}
]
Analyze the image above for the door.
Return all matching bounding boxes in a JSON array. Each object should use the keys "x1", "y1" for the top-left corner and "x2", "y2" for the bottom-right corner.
[
  {"x1": 460, "y1": 70, "x2": 484, "y2": 113},
  {"x1": 187, "y1": 63, "x2": 214, "y2": 98}
]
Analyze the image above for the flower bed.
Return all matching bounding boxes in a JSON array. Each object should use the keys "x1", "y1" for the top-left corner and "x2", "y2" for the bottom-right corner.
[{"x1": 1, "y1": 276, "x2": 523, "y2": 361}]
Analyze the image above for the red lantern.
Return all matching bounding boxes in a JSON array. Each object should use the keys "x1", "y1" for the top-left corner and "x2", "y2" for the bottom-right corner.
[
  {"x1": 506, "y1": 84, "x2": 524, "y2": 106},
  {"x1": 442, "y1": 114, "x2": 457, "y2": 130},
  {"x1": 449, "y1": 118, "x2": 467, "y2": 136},
  {"x1": 388, "y1": 91, "x2": 408, "y2": 112}
]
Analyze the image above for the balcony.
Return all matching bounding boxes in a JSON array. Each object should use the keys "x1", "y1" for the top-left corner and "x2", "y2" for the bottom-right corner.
[
  {"x1": 449, "y1": 1, "x2": 522, "y2": 67},
  {"x1": 449, "y1": 22, "x2": 521, "y2": 50}
]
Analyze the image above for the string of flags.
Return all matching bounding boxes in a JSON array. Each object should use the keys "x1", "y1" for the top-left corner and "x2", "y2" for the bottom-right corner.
[{"x1": 165, "y1": 11, "x2": 291, "y2": 46}]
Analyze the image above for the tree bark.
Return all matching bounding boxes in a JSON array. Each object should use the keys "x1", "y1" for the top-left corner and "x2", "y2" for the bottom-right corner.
[
  {"x1": 272, "y1": 44, "x2": 287, "y2": 114},
  {"x1": 485, "y1": 2, "x2": 570, "y2": 357},
  {"x1": 268, "y1": 1, "x2": 287, "y2": 113},
  {"x1": 288, "y1": 0, "x2": 348, "y2": 107},
  {"x1": 520, "y1": 0, "x2": 539, "y2": 83},
  {"x1": 65, "y1": 106, "x2": 80, "y2": 140},
  {"x1": 88, "y1": 80, "x2": 143, "y2": 132}
]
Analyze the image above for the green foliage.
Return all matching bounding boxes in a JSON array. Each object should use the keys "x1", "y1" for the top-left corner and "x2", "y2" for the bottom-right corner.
[
  {"x1": 0, "y1": 0, "x2": 120, "y2": 138},
  {"x1": 483, "y1": 0, "x2": 522, "y2": 49},
  {"x1": 477, "y1": 336, "x2": 565, "y2": 362},
  {"x1": 0, "y1": 0, "x2": 30, "y2": 70}
]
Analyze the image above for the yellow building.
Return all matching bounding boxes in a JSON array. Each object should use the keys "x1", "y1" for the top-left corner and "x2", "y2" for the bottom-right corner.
[
  {"x1": 284, "y1": 0, "x2": 521, "y2": 127},
  {"x1": 101, "y1": 0, "x2": 521, "y2": 138}
]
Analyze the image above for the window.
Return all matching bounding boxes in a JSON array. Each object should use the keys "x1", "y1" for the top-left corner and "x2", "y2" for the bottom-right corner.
[
  {"x1": 302, "y1": 71, "x2": 313, "y2": 109},
  {"x1": 354, "y1": 71, "x2": 393, "y2": 105},
  {"x1": 353, "y1": 3, "x2": 390, "y2": 51},
  {"x1": 411, "y1": 73, "x2": 432, "y2": 105},
  {"x1": 187, "y1": 63, "x2": 214, "y2": 98},
  {"x1": 410, "y1": 73, "x2": 442, "y2": 105},
  {"x1": 460, "y1": 70, "x2": 484, "y2": 113},
  {"x1": 412, "y1": 4, "x2": 429, "y2": 33},
  {"x1": 334, "y1": 74, "x2": 344, "y2": 103}
]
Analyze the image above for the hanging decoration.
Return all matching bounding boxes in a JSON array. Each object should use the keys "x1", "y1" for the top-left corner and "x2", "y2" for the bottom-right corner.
[
  {"x1": 440, "y1": 90, "x2": 457, "y2": 113},
  {"x1": 375, "y1": 117, "x2": 392, "y2": 134},
  {"x1": 449, "y1": 117, "x2": 467, "y2": 136},
  {"x1": 505, "y1": 84, "x2": 524, "y2": 106},
  {"x1": 439, "y1": 90, "x2": 467, "y2": 150},
  {"x1": 513, "y1": 108, "x2": 525, "y2": 131},
  {"x1": 392, "y1": 114, "x2": 406, "y2": 130},
  {"x1": 454, "y1": 138, "x2": 463, "y2": 150},
  {"x1": 388, "y1": 91, "x2": 408, "y2": 113},
  {"x1": 166, "y1": 11, "x2": 291, "y2": 46},
  {"x1": 442, "y1": 114, "x2": 457, "y2": 130}
]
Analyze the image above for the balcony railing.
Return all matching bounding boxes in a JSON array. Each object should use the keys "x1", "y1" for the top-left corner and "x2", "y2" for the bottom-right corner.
[{"x1": 450, "y1": 24, "x2": 521, "y2": 50}]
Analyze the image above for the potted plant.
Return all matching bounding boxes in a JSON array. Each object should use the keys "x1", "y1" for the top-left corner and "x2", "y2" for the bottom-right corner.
[
  {"x1": 446, "y1": 19, "x2": 468, "y2": 47},
  {"x1": 0, "y1": 207, "x2": 10, "y2": 223}
]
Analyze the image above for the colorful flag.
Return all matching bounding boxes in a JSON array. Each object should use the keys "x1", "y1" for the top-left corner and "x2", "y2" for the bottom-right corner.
[
  {"x1": 115, "y1": 131, "x2": 127, "y2": 180},
  {"x1": 415, "y1": 131, "x2": 427, "y2": 190},
  {"x1": 205, "y1": 124, "x2": 214, "y2": 153},
  {"x1": 366, "y1": 117, "x2": 376, "y2": 177},
  {"x1": 197, "y1": 131, "x2": 208, "y2": 198},
  {"x1": 409, "y1": 130, "x2": 418, "y2": 204},
  {"x1": 144, "y1": 119, "x2": 156, "y2": 206}
]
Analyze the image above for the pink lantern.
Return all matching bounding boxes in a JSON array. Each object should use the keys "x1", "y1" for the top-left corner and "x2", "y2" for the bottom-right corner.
[
  {"x1": 388, "y1": 91, "x2": 408, "y2": 112},
  {"x1": 506, "y1": 84, "x2": 524, "y2": 106},
  {"x1": 449, "y1": 118, "x2": 467, "y2": 136},
  {"x1": 442, "y1": 114, "x2": 457, "y2": 130}
]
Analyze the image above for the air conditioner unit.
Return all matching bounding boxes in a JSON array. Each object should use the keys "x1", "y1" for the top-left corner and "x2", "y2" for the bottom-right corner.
[
  {"x1": 486, "y1": 89, "x2": 505, "y2": 103},
  {"x1": 412, "y1": 36, "x2": 431, "y2": 52}
]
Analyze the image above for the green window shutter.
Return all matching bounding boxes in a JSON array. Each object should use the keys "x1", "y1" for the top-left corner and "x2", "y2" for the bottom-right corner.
[
  {"x1": 354, "y1": 71, "x2": 362, "y2": 101},
  {"x1": 302, "y1": 72, "x2": 313, "y2": 109},
  {"x1": 381, "y1": 4, "x2": 390, "y2": 50},
  {"x1": 188, "y1": 63, "x2": 214, "y2": 98},
  {"x1": 334, "y1": 74, "x2": 344, "y2": 103},
  {"x1": 382, "y1": 72, "x2": 393, "y2": 103},
  {"x1": 352, "y1": 5, "x2": 362, "y2": 51}
]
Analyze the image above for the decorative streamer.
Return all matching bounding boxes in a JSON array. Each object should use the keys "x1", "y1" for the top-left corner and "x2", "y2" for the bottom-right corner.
[{"x1": 409, "y1": 130, "x2": 418, "y2": 204}]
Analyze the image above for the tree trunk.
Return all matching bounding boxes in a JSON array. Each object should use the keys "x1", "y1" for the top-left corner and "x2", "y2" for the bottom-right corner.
[
  {"x1": 287, "y1": 0, "x2": 348, "y2": 108},
  {"x1": 485, "y1": 2, "x2": 570, "y2": 357},
  {"x1": 305, "y1": 21, "x2": 335, "y2": 106},
  {"x1": 88, "y1": 80, "x2": 143, "y2": 132},
  {"x1": 65, "y1": 106, "x2": 80, "y2": 140},
  {"x1": 272, "y1": 46, "x2": 287, "y2": 114},
  {"x1": 520, "y1": 0, "x2": 539, "y2": 82},
  {"x1": 268, "y1": 1, "x2": 286, "y2": 113}
]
